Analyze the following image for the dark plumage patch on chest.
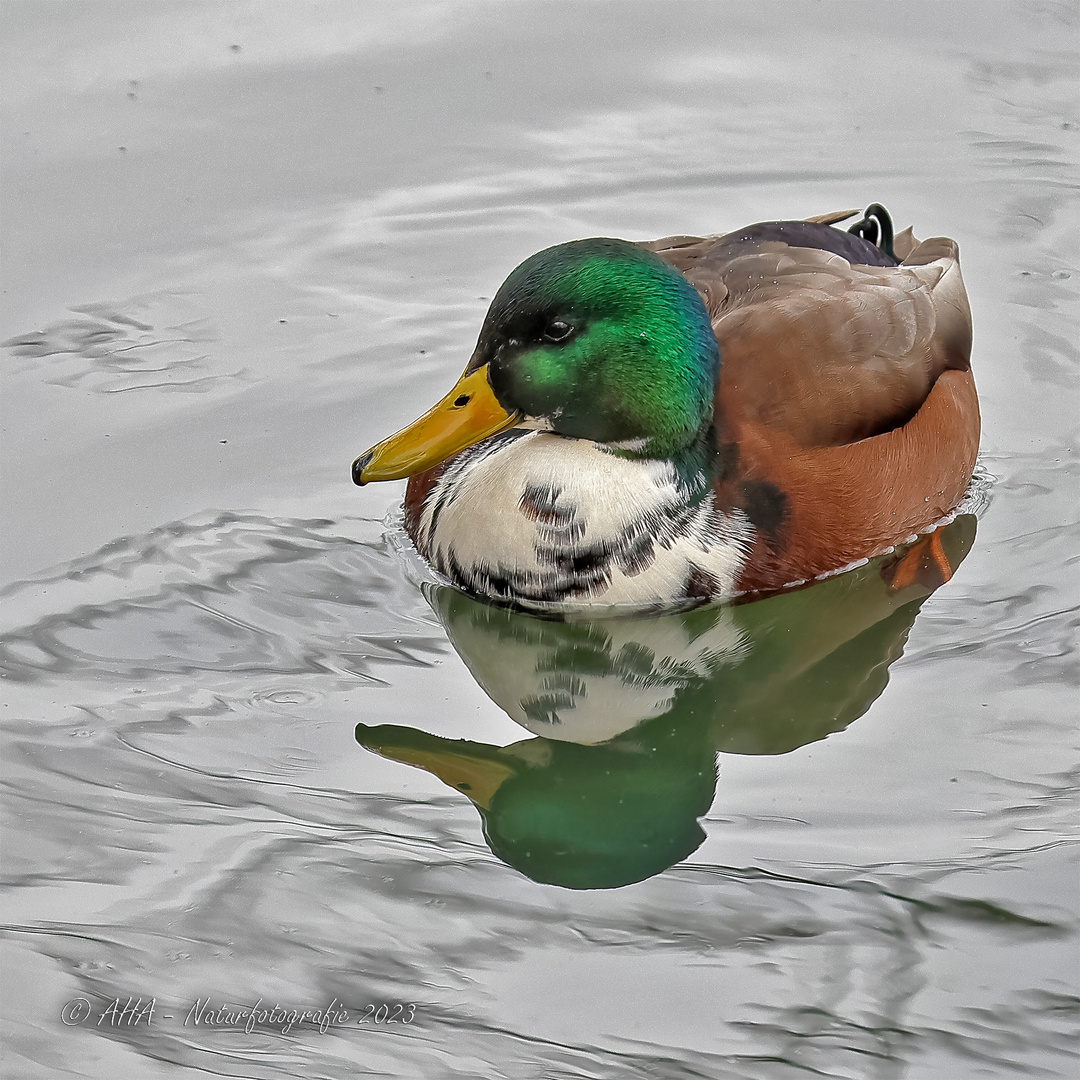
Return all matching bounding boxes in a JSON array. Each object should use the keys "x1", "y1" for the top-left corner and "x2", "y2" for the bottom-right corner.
[
  {"x1": 740, "y1": 479, "x2": 788, "y2": 541},
  {"x1": 532, "y1": 510, "x2": 660, "y2": 583},
  {"x1": 519, "y1": 481, "x2": 586, "y2": 543},
  {"x1": 437, "y1": 544, "x2": 607, "y2": 605},
  {"x1": 685, "y1": 565, "x2": 722, "y2": 600},
  {"x1": 519, "y1": 481, "x2": 564, "y2": 521}
]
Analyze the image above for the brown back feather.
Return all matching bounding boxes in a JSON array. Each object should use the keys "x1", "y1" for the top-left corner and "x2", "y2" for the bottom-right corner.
[{"x1": 647, "y1": 229, "x2": 973, "y2": 447}]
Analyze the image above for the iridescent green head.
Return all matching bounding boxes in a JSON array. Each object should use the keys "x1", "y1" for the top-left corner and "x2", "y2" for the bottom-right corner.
[
  {"x1": 470, "y1": 238, "x2": 720, "y2": 457},
  {"x1": 353, "y1": 237, "x2": 721, "y2": 486}
]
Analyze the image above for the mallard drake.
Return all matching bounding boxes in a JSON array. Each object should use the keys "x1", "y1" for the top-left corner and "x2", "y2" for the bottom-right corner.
[{"x1": 353, "y1": 205, "x2": 979, "y2": 612}]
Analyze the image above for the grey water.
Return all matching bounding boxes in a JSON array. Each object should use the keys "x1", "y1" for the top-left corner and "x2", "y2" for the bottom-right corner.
[{"x1": 2, "y1": 2, "x2": 1077, "y2": 1077}]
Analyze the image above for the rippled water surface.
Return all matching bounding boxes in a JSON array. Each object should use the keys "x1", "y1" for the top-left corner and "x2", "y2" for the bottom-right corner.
[{"x1": 2, "y1": 2, "x2": 1078, "y2": 1077}]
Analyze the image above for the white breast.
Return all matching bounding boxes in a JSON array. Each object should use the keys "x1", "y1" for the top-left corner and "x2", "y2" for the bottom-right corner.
[{"x1": 416, "y1": 431, "x2": 752, "y2": 612}]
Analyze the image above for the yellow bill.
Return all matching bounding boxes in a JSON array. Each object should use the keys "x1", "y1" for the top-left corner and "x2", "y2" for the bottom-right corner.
[
  {"x1": 385, "y1": 747, "x2": 516, "y2": 809},
  {"x1": 356, "y1": 724, "x2": 519, "y2": 809},
  {"x1": 352, "y1": 365, "x2": 519, "y2": 485}
]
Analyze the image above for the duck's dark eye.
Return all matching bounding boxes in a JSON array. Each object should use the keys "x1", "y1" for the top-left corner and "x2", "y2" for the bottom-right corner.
[{"x1": 543, "y1": 320, "x2": 574, "y2": 343}]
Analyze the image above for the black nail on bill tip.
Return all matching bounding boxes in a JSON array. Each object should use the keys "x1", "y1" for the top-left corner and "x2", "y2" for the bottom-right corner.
[{"x1": 352, "y1": 451, "x2": 374, "y2": 486}]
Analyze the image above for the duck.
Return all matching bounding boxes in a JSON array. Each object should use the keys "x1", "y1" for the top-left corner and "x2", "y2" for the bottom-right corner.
[{"x1": 352, "y1": 205, "x2": 979, "y2": 613}]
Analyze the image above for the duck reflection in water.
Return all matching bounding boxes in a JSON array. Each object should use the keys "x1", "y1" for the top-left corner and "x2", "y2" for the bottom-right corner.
[{"x1": 356, "y1": 516, "x2": 976, "y2": 890}]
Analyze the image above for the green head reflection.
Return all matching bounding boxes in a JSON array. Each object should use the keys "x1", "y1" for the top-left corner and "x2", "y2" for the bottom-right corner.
[
  {"x1": 356, "y1": 517, "x2": 977, "y2": 890},
  {"x1": 356, "y1": 721, "x2": 716, "y2": 889}
]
